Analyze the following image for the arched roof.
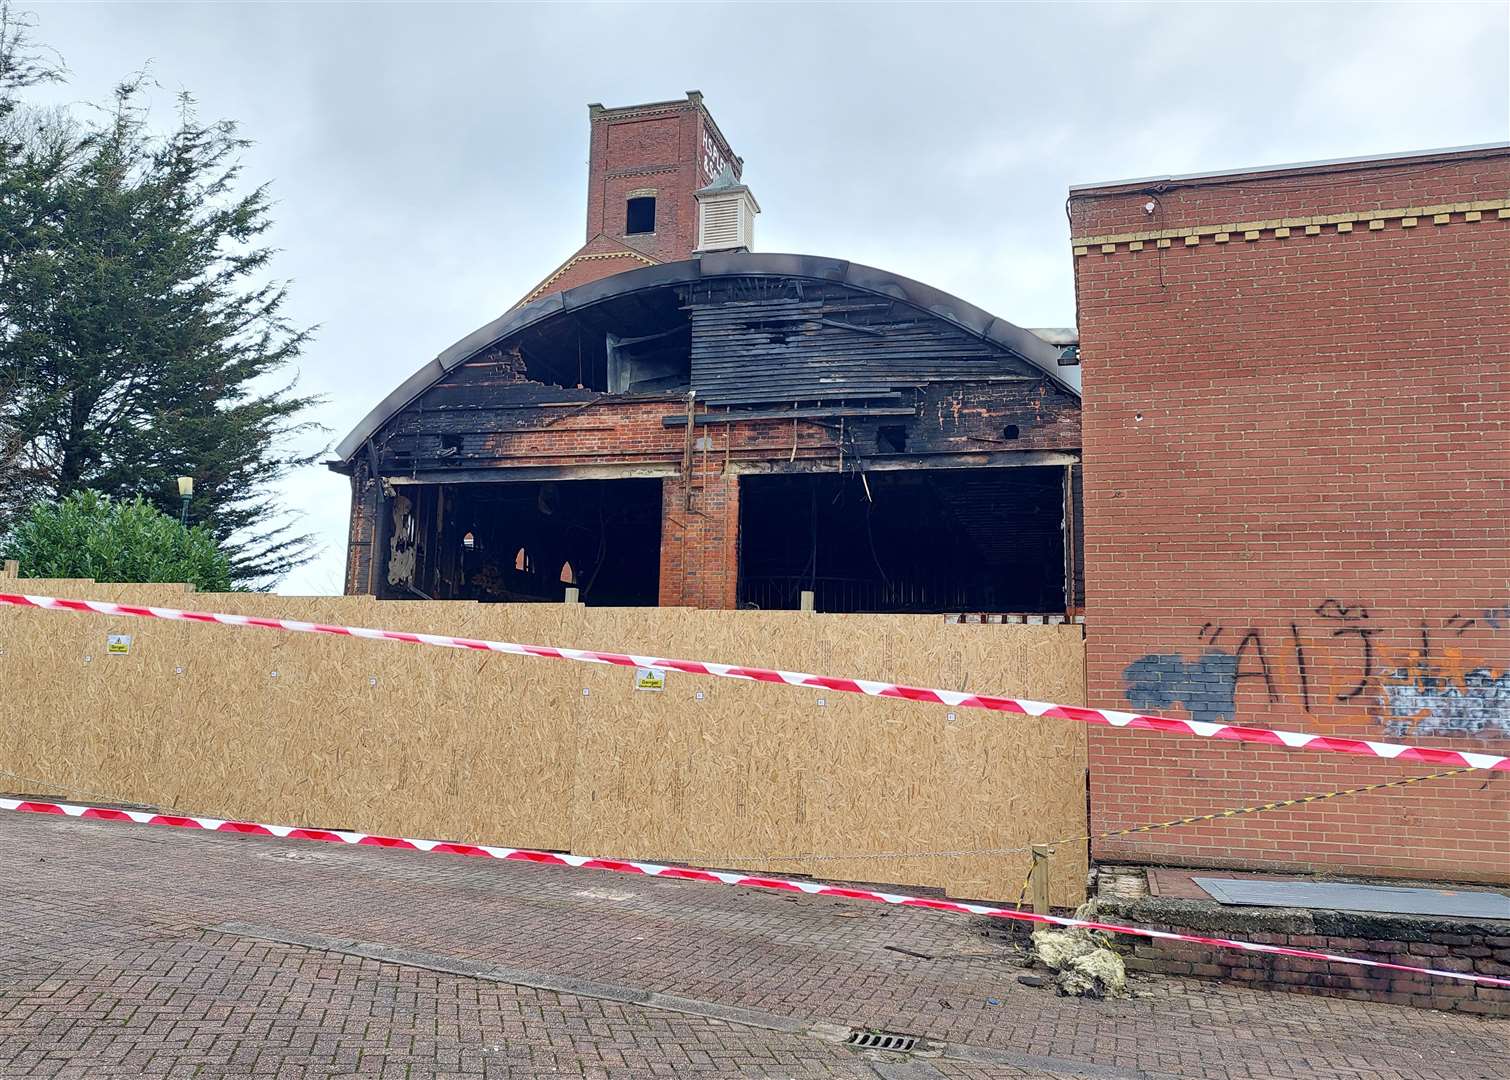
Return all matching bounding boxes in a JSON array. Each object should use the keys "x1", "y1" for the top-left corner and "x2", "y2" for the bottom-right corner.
[{"x1": 335, "y1": 252, "x2": 1076, "y2": 462}]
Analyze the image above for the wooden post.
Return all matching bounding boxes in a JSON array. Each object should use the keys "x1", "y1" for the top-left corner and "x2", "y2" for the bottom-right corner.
[
  {"x1": 682, "y1": 391, "x2": 697, "y2": 511},
  {"x1": 1063, "y1": 462, "x2": 1076, "y2": 618},
  {"x1": 2, "y1": 559, "x2": 18, "y2": 579},
  {"x1": 800, "y1": 590, "x2": 815, "y2": 612},
  {"x1": 1031, "y1": 844, "x2": 1054, "y2": 914}
]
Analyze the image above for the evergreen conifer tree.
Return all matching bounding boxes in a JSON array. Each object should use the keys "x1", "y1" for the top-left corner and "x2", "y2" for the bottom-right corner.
[{"x1": 0, "y1": 3, "x2": 322, "y2": 586}]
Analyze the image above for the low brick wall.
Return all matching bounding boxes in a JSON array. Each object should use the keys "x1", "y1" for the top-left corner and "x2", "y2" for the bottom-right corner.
[{"x1": 1096, "y1": 896, "x2": 1510, "y2": 1016}]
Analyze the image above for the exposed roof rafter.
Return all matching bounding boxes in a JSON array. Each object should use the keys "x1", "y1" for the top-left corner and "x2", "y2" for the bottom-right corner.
[{"x1": 334, "y1": 252, "x2": 1075, "y2": 463}]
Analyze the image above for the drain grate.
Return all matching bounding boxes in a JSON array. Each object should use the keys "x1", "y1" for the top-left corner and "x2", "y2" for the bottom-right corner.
[{"x1": 845, "y1": 1029, "x2": 919, "y2": 1054}]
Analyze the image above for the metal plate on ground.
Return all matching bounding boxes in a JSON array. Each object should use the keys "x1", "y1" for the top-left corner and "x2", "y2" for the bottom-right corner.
[{"x1": 1192, "y1": 877, "x2": 1510, "y2": 920}]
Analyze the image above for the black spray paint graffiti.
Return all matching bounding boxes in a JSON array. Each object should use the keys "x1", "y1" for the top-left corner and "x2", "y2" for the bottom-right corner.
[{"x1": 1123, "y1": 601, "x2": 1510, "y2": 738}]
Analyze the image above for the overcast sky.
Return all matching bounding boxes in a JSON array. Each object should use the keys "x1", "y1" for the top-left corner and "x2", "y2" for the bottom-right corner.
[{"x1": 23, "y1": 1, "x2": 1510, "y2": 594}]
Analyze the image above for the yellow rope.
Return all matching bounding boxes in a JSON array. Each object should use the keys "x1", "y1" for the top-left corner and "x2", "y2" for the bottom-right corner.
[{"x1": 1013, "y1": 766, "x2": 1475, "y2": 910}]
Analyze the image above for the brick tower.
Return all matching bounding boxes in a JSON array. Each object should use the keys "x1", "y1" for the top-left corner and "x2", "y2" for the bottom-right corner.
[{"x1": 517, "y1": 92, "x2": 742, "y2": 307}]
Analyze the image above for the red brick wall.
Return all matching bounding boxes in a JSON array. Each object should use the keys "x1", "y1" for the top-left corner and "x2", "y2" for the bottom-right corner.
[
  {"x1": 475, "y1": 399, "x2": 810, "y2": 610},
  {"x1": 514, "y1": 96, "x2": 739, "y2": 308},
  {"x1": 519, "y1": 235, "x2": 657, "y2": 307},
  {"x1": 585, "y1": 95, "x2": 738, "y2": 264},
  {"x1": 1072, "y1": 148, "x2": 1510, "y2": 882},
  {"x1": 542, "y1": 252, "x2": 650, "y2": 294},
  {"x1": 342, "y1": 464, "x2": 381, "y2": 596},
  {"x1": 660, "y1": 470, "x2": 739, "y2": 609},
  {"x1": 1120, "y1": 920, "x2": 1510, "y2": 1017},
  {"x1": 390, "y1": 377, "x2": 1079, "y2": 610}
]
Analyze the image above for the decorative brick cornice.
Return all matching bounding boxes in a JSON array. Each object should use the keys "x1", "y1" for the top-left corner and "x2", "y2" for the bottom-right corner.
[
  {"x1": 606, "y1": 165, "x2": 678, "y2": 180},
  {"x1": 523, "y1": 248, "x2": 659, "y2": 305},
  {"x1": 1072, "y1": 198, "x2": 1510, "y2": 257},
  {"x1": 589, "y1": 102, "x2": 690, "y2": 124}
]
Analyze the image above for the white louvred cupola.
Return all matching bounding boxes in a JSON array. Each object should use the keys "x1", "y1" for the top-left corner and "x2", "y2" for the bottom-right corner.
[{"x1": 695, "y1": 166, "x2": 760, "y2": 253}]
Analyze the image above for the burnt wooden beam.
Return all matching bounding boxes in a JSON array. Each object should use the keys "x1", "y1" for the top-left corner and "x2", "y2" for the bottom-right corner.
[
  {"x1": 387, "y1": 462, "x2": 682, "y2": 485},
  {"x1": 728, "y1": 450, "x2": 1079, "y2": 476},
  {"x1": 663, "y1": 405, "x2": 916, "y2": 428},
  {"x1": 815, "y1": 317, "x2": 887, "y2": 336},
  {"x1": 610, "y1": 324, "x2": 688, "y2": 347}
]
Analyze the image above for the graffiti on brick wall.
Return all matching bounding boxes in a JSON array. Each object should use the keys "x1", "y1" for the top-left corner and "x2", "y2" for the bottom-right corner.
[{"x1": 1123, "y1": 601, "x2": 1510, "y2": 739}]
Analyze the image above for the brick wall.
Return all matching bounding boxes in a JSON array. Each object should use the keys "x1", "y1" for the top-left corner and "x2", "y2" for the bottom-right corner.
[
  {"x1": 660, "y1": 469, "x2": 739, "y2": 609},
  {"x1": 1090, "y1": 890, "x2": 1510, "y2": 1017},
  {"x1": 342, "y1": 463, "x2": 381, "y2": 596},
  {"x1": 470, "y1": 395, "x2": 744, "y2": 609},
  {"x1": 585, "y1": 93, "x2": 738, "y2": 264},
  {"x1": 1129, "y1": 928, "x2": 1510, "y2": 1018},
  {"x1": 346, "y1": 376, "x2": 1080, "y2": 607},
  {"x1": 515, "y1": 94, "x2": 739, "y2": 307},
  {"x1": 521, "y1": 236, "x2": 657, "y2": 306},
  {"x1": 1072, "y1": 147, "x2": 1510, "y2": 882}
]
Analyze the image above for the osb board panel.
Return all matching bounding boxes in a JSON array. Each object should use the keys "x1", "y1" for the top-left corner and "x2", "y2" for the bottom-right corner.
[
  {"x1": 0, "y1": 597, "x2": 582, "y2": 852},
  {"x1": 0, "y1": 578, "x2": 1087, "y2": 905},
  {"x1": 567, "y1": 612, "x2": 1087, "y2": 904}
]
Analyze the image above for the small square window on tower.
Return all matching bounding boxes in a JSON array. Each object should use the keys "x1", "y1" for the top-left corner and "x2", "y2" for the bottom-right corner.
[{"x1": 626, "y1": 196, "x2": 656, "y2": 235}]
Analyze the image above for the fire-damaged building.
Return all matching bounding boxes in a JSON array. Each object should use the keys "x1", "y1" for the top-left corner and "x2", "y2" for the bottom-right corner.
[{"x1": 331, "y1": 93, "x2": 1084, "y2": 613}]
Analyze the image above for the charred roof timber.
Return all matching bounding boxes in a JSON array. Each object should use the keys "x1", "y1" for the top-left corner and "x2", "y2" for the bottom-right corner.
[{"x1": 331, "y1": 253, "x2": 1076, "y2": 467}]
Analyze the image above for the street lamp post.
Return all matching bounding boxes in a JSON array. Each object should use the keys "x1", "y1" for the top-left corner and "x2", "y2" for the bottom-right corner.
[{"x1": 176, "y1": 476, "x2": 194, "y2": 526}]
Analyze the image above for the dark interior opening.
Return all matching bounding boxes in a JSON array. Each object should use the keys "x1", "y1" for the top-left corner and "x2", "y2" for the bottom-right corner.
[
  {"x1": 877, "y1": 425, "x2": 908, "y2": 452},
  {"x1": 737, "y1": 467, "x2": 1066, "y2": 613},
  {"x1": 406, "y1": 479, "x2": 662, "y2": 605},
  {"x1": 626, "y1": 196, "x2": 656, "y2": 235},
  {"x1": 499, "y1": 290, "x2": 690, "y2": 394}
]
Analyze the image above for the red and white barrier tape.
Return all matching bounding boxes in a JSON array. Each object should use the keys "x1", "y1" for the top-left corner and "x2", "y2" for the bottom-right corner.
[
  {"x1": 3, "y1": 795, "x2": 1505, "y2": 990},
  {"x1": 3, "y1": 592, "x2": 1506, "y2": 773}
]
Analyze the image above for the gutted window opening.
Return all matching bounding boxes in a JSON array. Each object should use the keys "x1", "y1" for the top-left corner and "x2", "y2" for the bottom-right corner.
[
  {"x1": 1003, "y1": 424, "x2": 1020, "y2": 440},
  {"x1": 737, "y1": 468, "x2": 1067, "y2": 613},
  {"x1": 462, "y1": 479, "x2": 659, "y2": 604},
  {"x1": 387, "y1": 479, "x2": 661, "y2": 605},
  {"x1": 626, "y1": 196, "x2": 656, "y2": 235},
  {"x1": 606, "y1": 324, "x2": 692, "y2": 393},
  {"x1": 490, "y1": 293, "x2": 691, "y2": 394}
]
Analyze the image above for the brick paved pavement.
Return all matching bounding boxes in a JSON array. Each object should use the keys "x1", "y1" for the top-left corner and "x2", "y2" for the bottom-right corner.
[{"x1": 0, "y1": 811, "x2": 1504, "y2": 1078}]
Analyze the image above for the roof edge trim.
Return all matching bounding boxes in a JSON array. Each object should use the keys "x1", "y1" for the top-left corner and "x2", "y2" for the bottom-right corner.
[{"x1": 1070, "y1": 142, "x2": 1510, "y2": 195}]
